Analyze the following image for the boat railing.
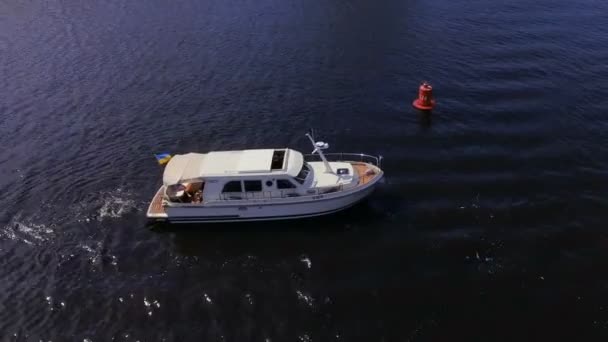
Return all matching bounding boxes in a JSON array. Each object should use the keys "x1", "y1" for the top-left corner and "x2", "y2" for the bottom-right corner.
[
  {"x1": 218, "y1": 184, "x2": 345, "y2": 201},
  {"x1": 303, "y1": 153, "x2": 383, "y2": 167}
]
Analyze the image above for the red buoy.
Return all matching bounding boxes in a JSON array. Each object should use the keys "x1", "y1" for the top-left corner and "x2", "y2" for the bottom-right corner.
[{"x1": 412, "y1": 81, "x2": 435, "y2": 110}]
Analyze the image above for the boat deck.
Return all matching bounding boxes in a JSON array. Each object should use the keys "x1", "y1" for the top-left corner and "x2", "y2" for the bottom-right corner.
[
  {"x1": 352, "y1": 162, "x2": 378, "y2": 185},
  {"x1": 148, "y1": 186, "x2": 167, "y2": 217}
]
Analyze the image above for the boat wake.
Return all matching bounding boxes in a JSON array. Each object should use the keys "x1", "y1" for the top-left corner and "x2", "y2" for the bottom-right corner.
[
  {"x1": 1, "y1": 188, "x2": 141, "y2": 247},
  {"x1": 77, "y1": 241, "x2": 117, "y2": 267},
  {"x1": 0, "y1": 214, "x2": 55, "y2": 246},
  {"x1": 96, "y1": 190, "x2": 139, "y2": 221},
  {"x1": 70, "y1": 188, "x2": 141, "y2": 223}
]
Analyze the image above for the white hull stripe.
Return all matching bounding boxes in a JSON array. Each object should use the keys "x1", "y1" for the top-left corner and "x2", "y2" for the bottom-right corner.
[{"x1": 156, "y1": 201, "x2": 362, "y2": 223}]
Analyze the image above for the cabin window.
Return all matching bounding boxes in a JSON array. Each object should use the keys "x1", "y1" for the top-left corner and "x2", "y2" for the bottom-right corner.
[
  {"x1": 277, "y1": 179, "x2": 297, "y2": 189},
  {"x1": 294, "y1": 163, "x2": 311, "y2": 184},
  {"x1": 266, "y1": 180, "x2": 273, "y2": 187},
  {"x1": 271, "y1": 150, "x2": 286, "y2": 170},
  {"x1": 222, "y1": 181, "x2": 243, "y2": 193},
  {"x1": 244, "y1": 180, "x2": 262, "y2": 192}
]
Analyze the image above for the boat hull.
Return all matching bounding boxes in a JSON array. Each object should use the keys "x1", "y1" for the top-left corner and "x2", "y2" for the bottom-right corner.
[
  {"x1": 147, "y1": 173, "x2": 382, "y2": 223},
  {"x1": 166, "y1": 186, "x2": 375, "y2": 223}
]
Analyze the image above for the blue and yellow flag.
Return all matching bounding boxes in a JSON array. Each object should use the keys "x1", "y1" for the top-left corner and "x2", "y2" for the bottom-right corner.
[{"x1": 155, "y1": 153, "x2": 172, "y2": 165}]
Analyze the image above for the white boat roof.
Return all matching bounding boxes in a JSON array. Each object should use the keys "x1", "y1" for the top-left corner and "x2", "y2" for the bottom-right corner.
[{"x1": 162, "y1": 148, "x2": 303, "y2": 185}]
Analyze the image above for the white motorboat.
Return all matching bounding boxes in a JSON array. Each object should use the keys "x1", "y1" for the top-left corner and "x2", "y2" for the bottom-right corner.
[{"x1": 146, "y1": 133, "x2": 384, "y2": 223}]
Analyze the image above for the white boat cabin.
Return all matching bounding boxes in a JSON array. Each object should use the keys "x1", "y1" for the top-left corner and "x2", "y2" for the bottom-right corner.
[{"x1": 161, "y1": 148, "x2": 359, "y2": 204}]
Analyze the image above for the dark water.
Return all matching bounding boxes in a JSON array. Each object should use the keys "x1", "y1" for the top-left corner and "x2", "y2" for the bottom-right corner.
[{"x1": 2, "y1": 0, "x2": 608, "y2": 340}]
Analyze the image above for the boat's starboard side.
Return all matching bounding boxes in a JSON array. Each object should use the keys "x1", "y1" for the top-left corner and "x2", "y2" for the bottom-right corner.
[{"x1": 146, "y1": 158, "x2": 383, "y2": 224}]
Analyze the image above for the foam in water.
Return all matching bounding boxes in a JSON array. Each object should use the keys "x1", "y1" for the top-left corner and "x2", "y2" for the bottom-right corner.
[
  {"x1": 144, "y1": 297, "x2": 153, "y2": 316},
  {"x1": 0, "y1": 188, "x2": 139, "y2": 247},
  {"x1": 298, "y1": 334, "x2": 311, "y2": 342},
  {"x1": 78, "y1": 242, "x2": 102, "y2": 265},
  {"x1": 59, "y1": 188, "x2": 138, "y2": 224},
  {"x1": 0, "y1": 214, "x2": 54, "y2": 246},
  {"x1": 77, "y1": 241, "x2": 118, "y2": 268},
  {"x1": 245, "y1": 293, "x2": 254, "y2": 305},
  {"x1": 300, "y1": 255, "x2": 312, "y2": 269},
  {"x1": 143, "y1": 297, "x2": 160, "y2": 317},
  {"x1": 203, "y1": 293, "x2": 212, "y2": 303},
  {"x1": 96, "y1": 188, "x2": 138, "y2": 221},
  {"x1": 295, "y1": 290, "x2": 314, "y2": 308}
]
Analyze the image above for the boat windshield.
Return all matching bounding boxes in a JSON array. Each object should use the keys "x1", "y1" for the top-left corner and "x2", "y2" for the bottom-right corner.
[{"x1": 294, "y1": 163, "x2": 311, "y2": 184}]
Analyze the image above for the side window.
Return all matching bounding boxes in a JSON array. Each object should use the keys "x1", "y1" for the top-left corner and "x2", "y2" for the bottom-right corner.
[
  {"x1": 244, "y1": 180, "x2": 262, "y2": 192},
  {"x1": 222, "y1": 181, "x2": 242, "y2": 193},
  {"x1": 277, "y1": 179, "x2": 297, "y2": 189},
  {"x1": 294, "y1": 163, "x2": 311, "y2": 184}
]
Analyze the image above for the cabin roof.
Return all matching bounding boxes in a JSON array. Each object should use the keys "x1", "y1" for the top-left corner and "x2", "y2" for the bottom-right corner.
[
  {"x1": 162, "y1": 148, "x2": 303, "y2": 185},
  {"x1": 203, "y1": 149, "x2": 274, "y2": 175}
]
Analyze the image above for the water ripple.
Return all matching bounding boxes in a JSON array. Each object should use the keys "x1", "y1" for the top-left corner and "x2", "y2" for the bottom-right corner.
[{"x1": 1, "y1": 0, "x2": 608, "y2": 339}]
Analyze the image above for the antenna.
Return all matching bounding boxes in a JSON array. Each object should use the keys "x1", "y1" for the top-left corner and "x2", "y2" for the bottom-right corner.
[
  {"x1": 305, "y1": 131, "x2": 333, "y2": 173},
  {"x1": 308, "y1": 128, "x2": 316, "y2": 141}
]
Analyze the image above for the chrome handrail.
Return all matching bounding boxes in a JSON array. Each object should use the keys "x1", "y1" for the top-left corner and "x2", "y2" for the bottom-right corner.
[
  {"x1": 213, "y1": 152, "x2": 383, "y2": 202},
  {"x1": 303, "y1": 152, "x2": 382, "y2": 167},
  {"x1": 217, "y1": 183, "x2": 346, "y2": 201}
]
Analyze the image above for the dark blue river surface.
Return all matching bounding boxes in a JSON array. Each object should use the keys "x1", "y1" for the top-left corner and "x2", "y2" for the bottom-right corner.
[{"x1": 2, "y1": 0, "x2": 608, "y2": 340}]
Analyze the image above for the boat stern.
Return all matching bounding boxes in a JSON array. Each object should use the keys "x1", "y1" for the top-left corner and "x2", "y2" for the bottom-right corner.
[{"x1": 147, "y1": 186, "x2": 168, "y2": 221}]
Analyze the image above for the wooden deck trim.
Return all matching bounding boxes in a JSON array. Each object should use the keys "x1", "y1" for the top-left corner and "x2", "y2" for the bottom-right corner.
[
  {"x1": 149, "y1": 186, "x2": 166, "y2": 215},
  {"x1": 352, "y1": 162, "x2": 378, "y2": 186}
]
